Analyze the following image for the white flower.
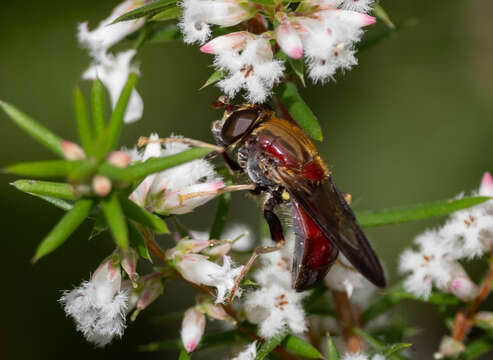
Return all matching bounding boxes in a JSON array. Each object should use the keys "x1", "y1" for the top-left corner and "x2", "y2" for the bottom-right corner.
[
  {"x1": 215, "y1": 37, "x2": 285, "y2": 103},
  {"x1": 340, "y1": 0, "x2": 374, "y2": 13},
  {"x1": 341, "y1": 353, "x2": 386, "y2": 360},
  {"x1": 222, "y1": 223, "x2": 255, "y2": 251},
  {"x1": 181, "y1": 308, "x2": 206, "y2": 353},
  {"x1": 59, "y1": 255, "x2": 128, "y2": 347},
  {"x1": 200, "y1": 31, "x2": 250, "y2": 54},
  {"x1": 180, "y1": 0, "x2": 255, "y2": 44},
  {"x1": 175, "y1": 254, "x2": 244, "y2": 303},
  {"x1": 324, "y1": 254, "x2": 370, "y2": 298},
  {"x1": 83, "y1": 50, "x2": 143, "y2": 123},
  {"x1": 77, "y1": 0, "x2": 147, "y2": 64},
  {"x1": 232, "y1": 342, "x2": 257, "y2": 360},
  {"x1": 128, "y1": 133, "x2": 225, "y2": 215}
]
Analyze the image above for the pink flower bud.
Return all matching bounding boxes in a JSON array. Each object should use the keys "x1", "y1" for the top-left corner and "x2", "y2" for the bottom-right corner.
[
  {"x1": 275, "y1": 23, "x2": 303, "y2": 59},
  {"x1": 435, "y1": 336, "x2": 465, "y2": 359},
  {"x1": 92, "y1": 255, "x2": 122, "y2": 304},
  {"x1": 181, "y1": 308, "x2": 206, "y2": 353},
  {"x1": 136, "y1": 277, "x2": 163, "y2": 311},
  {"x1": 203, "y1": 242, "x2": 232, "y2": 257},
  {"x1": 200, "y1": 31, "x2": 249, "y2": 54},
  {"x1": 475, "y1": 311, "x2": 493, "y2": 328},
  {"x1": 449, "y1": 273, "x2": 478, "y2": 301},
  {"x1": 161, "y1": 182, "x2": 225, "y2": 215},
  {"x1": 201, "y1": 303, "x2": 228, "y2": 321},
  {"x1": 121, "y1": 248, "x2": 139, "y2": 285},
  {"x1": 92, "y1": 175, "x2": 112, "y2": 197},
  {"x1": 166, "y1": 239, "x2": 213, "y2": 260},
  {"x1": 107, "y1": 151, "x2": 132, "y2": 168},
  {"x1": 479, "y1": 172, "x2": 493, "y2": 197},
  {"x1": 320, "y1": 9, "x2": 376, "y2": 28},
  {"x1": 61, "y1": 140, "x2": 86, "y2": 160}
]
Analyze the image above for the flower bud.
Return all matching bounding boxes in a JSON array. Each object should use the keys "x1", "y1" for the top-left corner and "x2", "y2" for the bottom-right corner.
[
  {"x1": 161, "y1": 182, "x2": 225, "y2": 215},
  {"x1": 475, "y1": 311, "x2": 493, "y2": 328},
  {"x1": 61, "y1": 140, "x2": 86, "y2": 160},
  {"x1": 479, "y1": 171, "x2": 493, "y2": 197},
  {"x1": 434, "y1": 336, "x2": 465, "y2": 359},
  {"x1": 136, "y1": 277, "x2": 163, "y2": 311},
  {"x1": 121, "y1": 248, "x2": 139, "y2": 285},
  {"x1": 200, "y1": 31, "x2": 249, "y2": 54},
  {"x1": 320, "y1": 9, "x2": 376, "y2": 28},
  {"x1": 203, "y1": 242, "x2": 232, "y2": 257},
  {"x1": 200, "y1": 302, "x2": 228, "y2": 321},
  {"x1": 275, "y1": 23, "x2": 303, "y2": 59},
  {"x1": 166, "y1": 239, "x2": 213, "y2": 260},
  {"x1": 202, "y1": 0, "x2": 255, "y2": 27},
  {"x1": 181, "y1": 308, "x2": 206, "y2": 353},
  {"x1": 449, "y1": 273, "x2": 479, "y2": 301},
  {"x1": 92, "y1": 175, "x2": 112, "y2": 197},
  {"x1": 107, "y1": 151, "x2": 132, "y2": 168},
  {"x1": 91, "y1": 254, "x2": 122, "y2": 304}
]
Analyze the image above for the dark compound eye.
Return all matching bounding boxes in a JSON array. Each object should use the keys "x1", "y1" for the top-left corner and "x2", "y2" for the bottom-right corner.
[{"x1": 221, "y1": 109, "x2": 259, "y2": 145}]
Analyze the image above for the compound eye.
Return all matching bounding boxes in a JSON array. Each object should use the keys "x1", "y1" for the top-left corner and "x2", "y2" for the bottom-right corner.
[{"x1": 221, "y1": 110, "x2": 258, "y2": 145}]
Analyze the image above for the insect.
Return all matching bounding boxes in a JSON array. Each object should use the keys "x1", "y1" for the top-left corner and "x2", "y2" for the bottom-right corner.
[{"x1": 211, "y1": 97, "x2": 386, "y2": 299}]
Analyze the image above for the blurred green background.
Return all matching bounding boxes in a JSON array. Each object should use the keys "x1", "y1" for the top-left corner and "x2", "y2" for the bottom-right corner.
[{"x1": 1, "y1": 0, "x2": 492, "y2": 359}]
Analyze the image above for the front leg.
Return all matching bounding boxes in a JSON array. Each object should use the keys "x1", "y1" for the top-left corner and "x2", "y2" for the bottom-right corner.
[{"x1": 225, "y1": 192, "x2": 285, "y2": 304}]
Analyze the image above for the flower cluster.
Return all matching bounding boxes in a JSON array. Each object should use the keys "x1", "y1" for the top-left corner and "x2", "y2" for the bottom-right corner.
[
  {"x1": 183, "y1": 0, "x2": 376, "y2": 102},
  {"x1": 399, "y1": 172, "x2": 493, "y2": 300}
]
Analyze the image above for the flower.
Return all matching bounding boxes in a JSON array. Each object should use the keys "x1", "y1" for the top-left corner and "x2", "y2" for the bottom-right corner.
[
  {"x1": 128, "y1": 133, "x2": 225, "y2": 215},
  {"x1": 232, "y1": 342, "x2": 257, "y2": 360},
  {"x1": 59, "y1": 254, "x2": 128, "y2": 347},
  {"x1": 324, "y1": 254, "x2": 371, "y2": 298},
  {"x1": 77, "y1": 0, "x2": 147, "y2": 64},
  {"x1": 341, "y1": 353, "x2": 387, "y2": 360},
  {"x1": 174, "y1": 254, "x2": 244, "y2": 303},
  {"x1": 179, "y1": 0, "x2": 255, "y2": 44},
  {"x1": 83, "y1": 50, "x2": 143, "y2": 123},
  {"x1": 214, "y1": 37, "x2": 285, "y2": 103},
  {"x1": 434, "y1": 336, "x2": 465, "y2": 359},
  {"x1": 244, "y1": 237, "x2": 307, "y2": 338},
  {"x1": 181, "y1": 308, "x2": 206, "y2": 353}
]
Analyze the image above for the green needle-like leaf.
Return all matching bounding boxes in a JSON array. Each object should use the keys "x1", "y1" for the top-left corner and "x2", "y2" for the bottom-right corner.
[
  {"x1": 91, "y1": 79, "x2": 106, "y2": 136},
  {"x1": 36, "y1": 195, "x2": 75, "y2": 211},
  {"x1": 101, "y1": 193, "x2": 129, "y2": 250},
  {"x1": 67, "y1": 160, "x2": 98, "y2": 182},
  {"x1": 73, "y1": 87, "x2": 94, "y2": 153},
  {"x1": 281, "y1": 335, "x2": 323, "y2": 359},
  {"x1": 6, "y1": 160, "x2": 85, "y2": 178},
  {"x1": 33, "y1": 198, "x2": 94, "y2": 261},
  {"x1": 200, "y1": 70, "x2": 227, "y2": 90},
  {"x1": 11, "y1": 179, "x2": 75, "y2": 200},
  {"x1": 151, "y1": 6, "x2": 182, "y2": 21},
  {"x1": 0, "y1": 101, "x2": 63, "y2": 157},
  {"x1": 352, "y1": 328, "x2": 410, "y2": 360},
  {"x1": 372, "y1": 4, "x2": 395, "y2": 28},
  {"x1": 356, "y1": 196, "x2": 491, "y2": 228},
  {"x1": 255, "y1": 331, "x2": 288, "y2": 360},
  {"x1": 101, "y1": 148, "x2": 213, "y2": 183},
  {"x1": 209, "y1": 181, "x2": 231, "y2": 239},
  {"x1": 327, "y1": 333, "x2": 339, "y2": 360},
  {"x1": 128, "y1": 222, "x2": 151, "y2": 260},
  {"x1": 120, "y1": 196, "x2": 169, "y2": 234},
  {"x1": 112, "y1": 0, "x2": 177, "y2": 23},
  {"x1": 106, "y1": 73, "x2": 138, "y2": 152},
  {"x1": 275, "y1": 82, "x2": 323, "y2": 141}
]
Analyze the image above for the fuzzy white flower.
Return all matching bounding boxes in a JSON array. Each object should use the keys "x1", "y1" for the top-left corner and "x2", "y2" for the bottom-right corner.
[
  {"x1": 175, "y1": 254, "x2": 244, "y2": 303},
  {"x1": 59, "y1": 255, "x2": 128, "y2": 347},
  {"x1": 222, "y1": 223, "x2": 255, "y2": 251},
  {"x1": 180, "y1": 0, "x2": 255, "y2": 44},
  {"x1": 324, "y1": 254, "x2": 370, "y2": 298},
  {"x1": 232, "y1": 342, "x2": 257, "y2": 360},
  {"x1": 128, "y1": 133, "x2": 225, "y2": 215},
  {"x1": 77, "y1": 0, "x2": 147, "y2": 64},
  {"x1": 83, "y1": 50, "x2": 143, "y2": 123},
  {"x1": 214, "y1": 37, "x2": 285, "y2": 103},
  {"x1": 341, "y1": 353, "x2": 386, "y2": 360}
]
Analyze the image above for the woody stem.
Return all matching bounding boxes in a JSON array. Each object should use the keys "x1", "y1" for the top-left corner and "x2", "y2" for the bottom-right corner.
[
  {"x1": 331, "y1": 290, "x2": 364, "y2": 353},
  {"x1": 452, "y1": 254, "x2": 493, "y2": 342}
]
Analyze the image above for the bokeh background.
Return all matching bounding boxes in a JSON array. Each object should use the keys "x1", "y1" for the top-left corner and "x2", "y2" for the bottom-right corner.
[{"x1": 1, "y1": 0, "x2": 492, "y2": 359}]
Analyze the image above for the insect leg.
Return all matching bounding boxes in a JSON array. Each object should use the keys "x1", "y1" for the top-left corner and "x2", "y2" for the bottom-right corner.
[{"x1": 225, "y1": 193, "x2": 285, "y2": 304}]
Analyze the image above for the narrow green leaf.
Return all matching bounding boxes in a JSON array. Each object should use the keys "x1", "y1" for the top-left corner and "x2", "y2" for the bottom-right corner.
[
  {"x1": 178, "y1": 348, "x2": 190, "y2": 360},
  {"x1": 36, "y1": 195, "x2": 75, "y2": 211},
  {"x1": 381, "y1": 343, "x2": 412, "y2": 357},
  {"x1": 101, "y1": 193, "x2": 129, "y2": 249},
  {"x1": 372, "y1": 4, "x2": 395, "y2": 29},
  {"x1": 281, "y1": 335, "x2": 323, "y2": 359},
  {"x1": 67, "y1": 160, "x2": 98, "y2": 182},
  {"x1": 327, "y1": 333, "x2": 339, "y2": 360},
  {"x1": 114, "y1": 147, "x2": 213, "y2": 183},
  {"x1": 151, "y1": 6, "x2": 182, "y2": 21},
  {"x1": 91, "y1": 79, "x2": 106, "y2": 136},
  {"x1": 249, "y1": 0, "x2": 274, "y2": 5},
  {"x1": 33, "y1": 199, "x2": 93, "y2": 261},
  {"x1": 120, "y1": 196, "x2": 169, "y2": 234},
  {"x1": 0, "y1": 101, "x2": 63, "y2": 157},
  {"x1": 6, "y1": 160, "x2": 85, "y2": 178},
  {"x1": 128, "y1": 222, "x2": 151, "y2": 260},
  {"x1": 139, "y1": 330, "x2": 247, "y2": 352},
  {"x1": 275, "y1": 82, "x2": 323, "y2": 141},
  {"x1": 200, "y1": 70, "x2": 227, "y2": 90},
  {"x1": 459, "y1": 336, "x2": 493, "y2": 360},
  {"x1": 106, "y1": 73, "x2": 138, "y2": 152},
  {"x1": 97, "y1": 162, "x2": 128, "y2": 182},
  {"x1": 356, "y1": 196, "x2": 491, "y2": 228},
  {"x1": 90, "y1": 212, "x2": 108, "y2": 240},
  {"x1": 352, "y1": 328, "x2": 409, "y2": 360},
  {"x1": 112, "y1": 0, "x2": 176, "y2": 23},
  {"x1": 73, "y1": 87, "x2": 94, "y2": 153},
  {"x1": 255, "y1": 331, "x2": 288, "y2": 360},
  {"x1": 11, "y1": 179, "x2": 75, "y2": 200},
  {"x1": 209, "y1": 183, "x2": 232, "y2": 239},
  {"x1": 149, "y1": 24, "x2": 181, "y2": 43}
]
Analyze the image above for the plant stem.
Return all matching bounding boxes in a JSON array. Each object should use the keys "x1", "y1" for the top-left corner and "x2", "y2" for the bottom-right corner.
[
  {"x1": 452, "y1": 255, "x2": 493, "y2": 342},
  {"x1": 331, "y1": 290, "x2": 364, "y2": 353}
]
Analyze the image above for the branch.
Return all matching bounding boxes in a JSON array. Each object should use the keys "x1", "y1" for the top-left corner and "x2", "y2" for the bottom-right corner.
[{"x1": 331, "y1": 290, "x2": 364, "y2": 353}]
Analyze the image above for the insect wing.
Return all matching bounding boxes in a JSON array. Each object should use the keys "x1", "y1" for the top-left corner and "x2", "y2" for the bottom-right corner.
[{"x1": 287, "y1": 176, "x2": 386, "y2": 288}]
